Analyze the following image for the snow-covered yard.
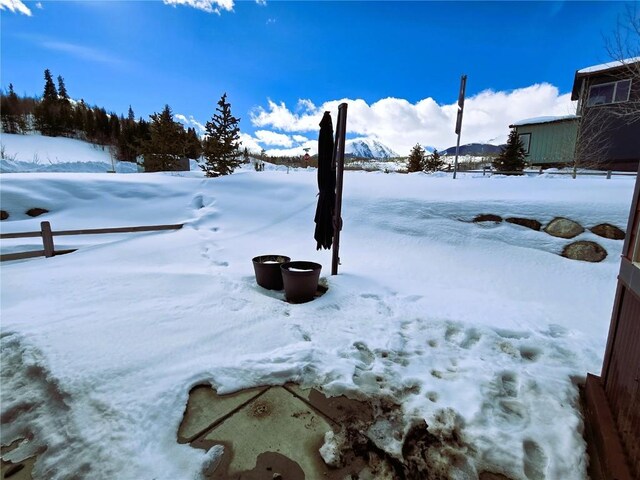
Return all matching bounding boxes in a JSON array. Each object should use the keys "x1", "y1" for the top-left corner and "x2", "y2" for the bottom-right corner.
[{"x1": 0, "y1": 134, "x2": 635, "y2": 479}]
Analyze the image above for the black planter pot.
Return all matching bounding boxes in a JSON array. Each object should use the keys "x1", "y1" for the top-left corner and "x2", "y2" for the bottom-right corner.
[
  {"x1": 281, "y1": 261, "x2": 322, "y2": 304},
  {"x1": 252, "y1": 255, "x2": 291, "y2": 290}
]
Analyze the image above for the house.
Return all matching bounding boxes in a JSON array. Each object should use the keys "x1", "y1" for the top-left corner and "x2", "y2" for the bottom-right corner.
[
  {"x1": 510, "y1": 115, "x2": 578, "y2": 167},
  {"x1": 584, "y1": 166, "x2": 640, "y2": 480},
  {"x1": 571, "y1": 57, "x2": 640, "y2": 171}
]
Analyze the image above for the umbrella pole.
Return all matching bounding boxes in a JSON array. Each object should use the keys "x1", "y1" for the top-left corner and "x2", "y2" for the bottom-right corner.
[{"x1": 332, "y1": 103, "x2": 348, "y2": 275}]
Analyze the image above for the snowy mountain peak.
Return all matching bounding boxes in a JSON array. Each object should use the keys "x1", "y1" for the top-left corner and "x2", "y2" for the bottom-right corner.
[{"x1": 345, "y1": 138, "x2": 398, "y2": 159}]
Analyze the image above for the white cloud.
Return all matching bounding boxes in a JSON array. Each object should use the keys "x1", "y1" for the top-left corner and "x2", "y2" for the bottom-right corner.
[
  {"x1": 254, "y1": 130, "x2": 293, "y2": 147},
  {"x1": 238, "y1": 133, "x2": 262, "y2": 153},
  {"x1": 250, "y1": 84, "x2": 576, "y2": 154},
  {"x1": 0, "y1": 0, "x2": 32, "y2": 16},
  {"x1": 174, "y1": 114, "x2": 206, "y2": 136},
  {"x1": 266, "y1": 17, "x2": 276, "y2": 24},
  {"x1": 256, "y1": 0, "x2": 267, "y2": 5},
  {"x1": 39, "y1": 40, "x2": 126, "y2": 67},
  {"x1": 35, "y1": 2, "x2": 42, "y2": 9},
  {"x1": 163, "y1": 0, "x2": 233, "y2": 14}
]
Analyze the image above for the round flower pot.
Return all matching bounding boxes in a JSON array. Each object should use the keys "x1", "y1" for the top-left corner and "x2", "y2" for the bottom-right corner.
[
  {"x1": 280, "y1": 261, "x2": 322, "y2": 304},
  {"x1": 252, "y1": 255, "x2": 291, "y2": 290}
]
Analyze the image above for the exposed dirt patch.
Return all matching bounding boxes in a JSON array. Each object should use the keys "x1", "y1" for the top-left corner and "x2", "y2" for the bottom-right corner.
[
  {"x1": 590, "y1": 223, "x2": 625, "y2": 240},
  {"x1": 505, "y1": 217, "x2": 542, "y2": 231},
  {"x1": 0, "y1": 210, "x2": 8, "y2": 221},
  {"x1": 25, "y1": 208, "x2": 49, "y2": 218},
  {"x1": 473, "y1": 214, "x2": 503, "y2": 223}
]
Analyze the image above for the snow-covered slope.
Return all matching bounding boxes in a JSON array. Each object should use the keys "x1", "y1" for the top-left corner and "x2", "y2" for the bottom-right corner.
[
  {"x1": 0, "y1": 133, "x2": 138, "y2": 173},
  {"x1": 345, "y1": 137, "x2": 398, "y2": 158}
]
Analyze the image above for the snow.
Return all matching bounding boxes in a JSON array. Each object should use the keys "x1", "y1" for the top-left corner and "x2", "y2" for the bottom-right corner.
[
  {"x1": 576, "y1": 56, "x2": 640, "y2": 74},
  {"x1": 0, "y1": 134, "x2": 637, "y2": 479},
  {"x1": 510, "y1": 115, "x2": 578, "y2": 127}
]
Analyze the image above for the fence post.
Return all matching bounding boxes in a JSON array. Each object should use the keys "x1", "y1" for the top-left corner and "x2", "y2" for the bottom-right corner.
[
  {"x1": 607, "y1": 170, "x2": 612, "y2": 180},
  {"x1": 41, "y1": 221, "x2": 55, "y2": 257}
]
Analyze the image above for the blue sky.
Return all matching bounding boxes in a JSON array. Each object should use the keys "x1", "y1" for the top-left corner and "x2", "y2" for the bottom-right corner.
[{"x1": 0, "y1": 0, "x2": 635, "y2": 154}]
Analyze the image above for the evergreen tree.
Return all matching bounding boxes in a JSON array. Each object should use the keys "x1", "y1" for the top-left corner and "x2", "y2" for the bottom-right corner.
[
  {"x1": 424, "y1": 148, "x2": 445, "y2": 172},
  {"x1": 201, "y1": 93, "x2": 241, "y2": 177},
  {"x1": 183, "y1": 127, "x2": 202, "y2": 159},
  {"x1": 1, "y1": 84, "x2": 26, "y2": 133},
  {"x1": 243, "y1": 147, "x2": 250, "y2": 163},
  {"x1": 57, "y1": 75, "x2": 73, "y2": 136},
  {"x1": 492, "y1": 129, "x2": 526, "y2": 174},
  {"x1": 34, "y1": 69, "x2": 61, "y2": 136},
  {"x1": 407, "y1": 143, "x2": 425, "y2": 172},
  {"x1": 43, "y1": 69, "x2": 57, "y2": 100},
  {"x1": 143, "y1": 104, "x2": 185, "y2": 171},
  {"x1": 73, "y1": 99, "x2": 87, "y2": 134}
]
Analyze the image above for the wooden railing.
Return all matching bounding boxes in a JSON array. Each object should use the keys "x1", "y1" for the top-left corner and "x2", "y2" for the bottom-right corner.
[{"x1": 0, "y1": 221, "x2": 183, "y2": 262}]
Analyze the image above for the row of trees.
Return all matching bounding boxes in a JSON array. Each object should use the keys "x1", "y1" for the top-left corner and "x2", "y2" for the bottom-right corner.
[{"x1": 1, "y1": 69, "x2": 243, "y2": 177}]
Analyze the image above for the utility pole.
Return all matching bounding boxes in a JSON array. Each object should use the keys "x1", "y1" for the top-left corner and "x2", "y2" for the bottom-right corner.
[{"x1": 453, "y1": 74, "x2": 467, "y2": 180}]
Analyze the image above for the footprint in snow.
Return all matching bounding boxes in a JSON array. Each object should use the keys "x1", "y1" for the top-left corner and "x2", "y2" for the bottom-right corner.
[{"x1": 523, "y1": 439, "x2": 548, "y2": 480}]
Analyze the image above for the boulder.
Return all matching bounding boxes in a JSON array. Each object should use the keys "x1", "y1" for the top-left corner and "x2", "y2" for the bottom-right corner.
[
  {"x1": 0, "y1": 210, "x2": 8, "y2": 221},
  {"x1": 562, "y1": 241, "x2": 607, "y2": 262},
  {"x1": 590, "y1": 223, "x2": 625, "y2": 240},
  {"x1": 544, "y1": 217, "x2": 584, "y2": 239},
  {"x1": 473, "y1": 214, "x2": 502, "y2": 223},
  {"x1": 505, "y1": 217, "x2": 542, "y2": 231},
  {"x1": 26, "y1": 208, "x2": 49, "y2": 217}
]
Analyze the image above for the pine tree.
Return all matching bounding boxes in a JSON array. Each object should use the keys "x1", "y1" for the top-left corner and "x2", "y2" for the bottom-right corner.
[
  {"x1": 115, "y1": 107, "x2": 138, "y2": 162},
  {"x1": 424, "y1": 148, "x2": 445, "y2": 173},
  {"x1": 143, "y1": 104, "x2": 185, "y2": 171},
  {"x1": 407, "y1": 143, "x2": 425, "y2": 172},
  {"x1": 57, "y1": 75, "x2": 73, "y2": 136},
  {"x1": 201, "y1": 93, "x2": 242, "y2": 177},
  {"x1": 34, "y1": 69, "x2": 61, "y2": 136},
  {"x1": 1, "y1": 84, "x2": 26, "y2": 134},
  {"x1": 243, "y1": 147, "x2": 250, "y2": 163},
  {"x1": 183, "y1": 127, "x2": 202, "y2": 160},
  {"x1": 492, "y1": 129, "x2": 526, "y2": 174}
]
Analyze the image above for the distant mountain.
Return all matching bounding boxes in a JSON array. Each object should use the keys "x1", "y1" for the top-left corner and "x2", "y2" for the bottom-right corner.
[
  {"x1": 441, "y1": 143, "x2": 504, "y2": 156},
  {"x1": 345, "y1": 138, "x2": 398, "y2": 159}
]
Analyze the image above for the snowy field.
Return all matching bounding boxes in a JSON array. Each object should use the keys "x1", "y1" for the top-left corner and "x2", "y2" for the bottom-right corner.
[{"x1": 0, "y1": 134, "x2": 636, "y2": 479}]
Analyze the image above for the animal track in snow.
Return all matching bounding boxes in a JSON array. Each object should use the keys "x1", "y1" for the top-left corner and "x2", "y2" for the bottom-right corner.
[
  {"x1": 499, "y1": 371, "x2": 519, "y2": 398},
  {"x1": 191, "y1": 193, "x2": 215, "y2": 210},
  {"x1": 460, "y1": 328, "x2": 481, "y2": 349},
  {"x1": 519, "y1": 345, "x2": 542, "y2": 362},
  {"x1": 523, "y1": 439, "x2": 548, "y2": 480}
]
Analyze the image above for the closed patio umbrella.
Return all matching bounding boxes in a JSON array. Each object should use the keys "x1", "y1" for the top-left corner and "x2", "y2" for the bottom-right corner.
[{"x1": 314, "y1": 111, "x2": 336, "y2": 250}]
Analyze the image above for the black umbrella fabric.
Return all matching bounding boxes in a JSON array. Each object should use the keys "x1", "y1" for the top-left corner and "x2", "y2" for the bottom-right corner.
[{"x1": 314, "y1": 112, "x2": 336, "y2": 250}]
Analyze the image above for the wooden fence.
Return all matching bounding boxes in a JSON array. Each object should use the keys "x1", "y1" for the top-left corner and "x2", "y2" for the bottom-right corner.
[
  {"x1": 462, "y1": 167, "x2": 637, "y2": 178},
  {"x1": 0, "y1": 221, "x2": 183, "y2": 262}
]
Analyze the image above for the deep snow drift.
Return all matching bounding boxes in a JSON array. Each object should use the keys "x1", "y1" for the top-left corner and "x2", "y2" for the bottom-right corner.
[{"x1": 0, "y1": 136, "x2": 635, "y2": 479}]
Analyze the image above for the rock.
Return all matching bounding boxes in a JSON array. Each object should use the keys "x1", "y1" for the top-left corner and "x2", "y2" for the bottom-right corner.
[
  {"x1": 473, "y1": 214, "x2": 502, "y2": 223},
  {"x1": 590, "y1": 223, "x2": 625, "y2": 240},
  {"x1": 562, "y1": 241, "x2": 607, "y2": 262},
  {"x1": 505, "y1": 217, "x2": 542, "y2": 231},
  {"x1": 0, "y1": 210, "x2": 8, "y2": 220},
  {"x1": 26, "y1": 208, "x2": 49, "y2": 217},
  {"x1": 544, "y1": 217, "x2": 584, "y2": 239}
]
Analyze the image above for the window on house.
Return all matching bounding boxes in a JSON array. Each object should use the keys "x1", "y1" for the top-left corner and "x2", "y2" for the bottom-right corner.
[
  {"x1": 518, "y1": 133, "x2": 531, "y2": 155},
  {"x1": 587, "y1": 79, "x2": 632, "y2": 107}
]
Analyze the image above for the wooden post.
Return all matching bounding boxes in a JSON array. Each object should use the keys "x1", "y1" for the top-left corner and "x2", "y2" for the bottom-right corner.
[
  {"x1": 41, "y1": 221, "x2": 55, "y2": 257},
  {"x1": 332, "y1": 103, "x2": 348, "y2": 275}
]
